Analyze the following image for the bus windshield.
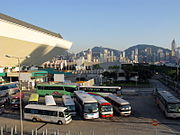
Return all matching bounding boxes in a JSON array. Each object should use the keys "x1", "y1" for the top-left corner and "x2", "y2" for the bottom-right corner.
[
  {"x1": 11, "y1": 99, "x2": 20, "y2": 104},
  {"x1": 120, "y1": 104, "x2": 131, "y2": 110},
  {"x1": 84, "y1": 103, "x2": 98, "y2": 113},
  {"x1": 101, "y1": 105, "x2": 112, "y2": 112},
  {"x1": 66, "y1": 105, "x2": 75, "y2": 112},
  {"x1": 64, "y1": 109, "x2": 71, "y2": 117},
  {"x1": 167, "y1": 103, "x2": 180, "y2": 113}
]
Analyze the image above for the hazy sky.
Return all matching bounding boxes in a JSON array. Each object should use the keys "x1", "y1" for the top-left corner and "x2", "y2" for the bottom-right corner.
[{"x1": 1, "y1": 0, "x2": 180, "y2": 53}]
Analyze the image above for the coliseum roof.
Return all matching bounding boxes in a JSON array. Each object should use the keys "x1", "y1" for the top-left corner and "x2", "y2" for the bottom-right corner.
[{"x1": 0, "y1": 13, "x2": 63, "y2": 38}]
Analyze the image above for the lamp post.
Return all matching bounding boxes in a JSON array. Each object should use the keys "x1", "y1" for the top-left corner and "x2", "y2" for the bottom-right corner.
[
  {"x1": 176, "y1": 58, "x2": 179, "y2": 92},
  {"x1": 5, "y1": 55, "x2": 30, "y2": 135}
]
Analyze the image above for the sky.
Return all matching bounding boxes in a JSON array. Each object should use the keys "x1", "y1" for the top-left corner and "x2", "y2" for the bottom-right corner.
[{"x1": 1, "y1": 0, "x2": 180, "y2": 53}]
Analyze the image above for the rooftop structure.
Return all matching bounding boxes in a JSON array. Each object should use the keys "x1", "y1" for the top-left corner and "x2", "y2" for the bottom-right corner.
[{"x1": 0, "y1": 13, "x2": 72, "y2": 67}]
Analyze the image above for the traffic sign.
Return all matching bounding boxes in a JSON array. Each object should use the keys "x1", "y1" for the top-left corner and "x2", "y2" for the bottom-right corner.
[{"x1": 152, "y1": 120, "x2": 159, "y2": 126}]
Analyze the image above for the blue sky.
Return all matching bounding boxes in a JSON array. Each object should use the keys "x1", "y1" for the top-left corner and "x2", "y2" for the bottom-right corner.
[{"x1": 1, "y1": 0, "x2": 180, "y2": 53}]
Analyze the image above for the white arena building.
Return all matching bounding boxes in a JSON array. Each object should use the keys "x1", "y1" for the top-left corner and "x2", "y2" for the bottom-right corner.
[{"x1": 0, "y1": 13, "x2": 72, "y2": 67}]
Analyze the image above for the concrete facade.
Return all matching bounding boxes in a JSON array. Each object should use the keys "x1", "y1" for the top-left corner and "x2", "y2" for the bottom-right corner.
[{"x1": 0, "y1": 13, "x2": 72, "y2": 67}]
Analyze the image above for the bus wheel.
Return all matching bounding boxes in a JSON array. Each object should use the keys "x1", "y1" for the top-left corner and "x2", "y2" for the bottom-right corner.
[
  {"x1": 32, "y1": 118, "x2": 37, "y2": 122},
  {"x1": 57, "y1": 120, "x2": 62, "y2": 125}
]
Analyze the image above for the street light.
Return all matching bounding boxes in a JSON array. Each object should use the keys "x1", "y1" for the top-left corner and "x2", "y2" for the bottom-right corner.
[
  {"x1": 5, "y1": 54, "x2": 30, "y2": 135},
  {"x1": 176, "y1": 58, "x2": 179, "y2": 92}
]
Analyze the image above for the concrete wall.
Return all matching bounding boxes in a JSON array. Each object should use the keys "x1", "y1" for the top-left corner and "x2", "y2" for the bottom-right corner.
[{"x1": 0, "y1": 19, "x2": 72, "y2": 66}]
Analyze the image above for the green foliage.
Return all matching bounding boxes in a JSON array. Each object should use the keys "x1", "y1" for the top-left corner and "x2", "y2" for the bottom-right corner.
[
  {"x1": 102, "y1": 71, "x2": 117, "y2": 80},
  {"x1": 93, "y1": 64, "x2": 102, "y2": 69},
  {"x1": 122, "y1": 64, "x2": 153, "y2": 81},
  {"x1": 108, "y1": 65, "x2": 120, "y2": 69}
]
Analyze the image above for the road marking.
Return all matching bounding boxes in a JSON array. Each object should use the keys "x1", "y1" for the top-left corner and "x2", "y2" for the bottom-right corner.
[{"x1": 37, "y1": 123, "x2": 47, "y2": 131}]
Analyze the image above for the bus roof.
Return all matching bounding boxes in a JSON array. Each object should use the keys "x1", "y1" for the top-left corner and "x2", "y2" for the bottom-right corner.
[
  {"x1": 107, "y1": 94, "x2": 129, "y2": 105},
  {"x1": 79, "y1": 86, "x2": 121, "y2": 89},
  {"x1": 45, "y1": 95, "x2": 56, "y2": 106},
  {"x1": 158, "y1": 91, "x2": 180, "y2": 103},
  {"x1": 28, "y1": 93, "x2": 39, "y2": 102},
  {"x1": 74, "y1": 91, "x2": 97, "y2": 104},
  {"x1": 93, "y1": 95, "x2": 111, "y2": 105},
  {"x1": 36, "y1": 83, "x2": 77, "y2": 87},
  {"x1": 0, "y1": 82, "x2": 18, "y2": 87},
  {"x1": 25, "y1": 104, "x2": 67, "y2": 112},
  {"x1": 62, "y1": 95, "x2": 75, "y2": 106}
]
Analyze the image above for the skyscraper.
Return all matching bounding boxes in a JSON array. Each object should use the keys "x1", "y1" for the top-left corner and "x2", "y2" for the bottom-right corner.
[{"x1": 171, "y1": 39, "x2": 176, "y2": 57}]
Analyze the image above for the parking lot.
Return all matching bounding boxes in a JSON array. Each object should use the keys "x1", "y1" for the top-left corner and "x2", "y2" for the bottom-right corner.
[{"x1": 0, "y1": 79, "x2": 180, "y2": 135}]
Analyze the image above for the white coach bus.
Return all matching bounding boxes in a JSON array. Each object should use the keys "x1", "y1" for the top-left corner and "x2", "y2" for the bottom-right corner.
[
  {"x1": 74, "y1": 91, "x2": 99, "y2": 119},
  {"x1": 62, "y1": 95, "x2": 76, "y2": 116},
  {"x1": 107, "y1": 94, "x2": 131, "y2": 116},
  {"x1": 154, "y1": 90, "x2": 180, "y2": 118},
  {"x1": 24, "y1": 104, "x2": 72, "y2": 125}
]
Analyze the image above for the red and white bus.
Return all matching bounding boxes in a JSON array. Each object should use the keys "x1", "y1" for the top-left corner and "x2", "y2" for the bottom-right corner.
[
  {"x1": 11, "y1": 92, "x2": 24, "y2": 109},
  {"x1": 93, "y1": 95, "x2": 113, "y2": 118}
]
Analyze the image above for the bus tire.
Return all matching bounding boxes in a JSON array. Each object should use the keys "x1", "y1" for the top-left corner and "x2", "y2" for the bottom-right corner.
[
  {"x1": 32, "y1": 118, "x2": 37, "y2": 122},
  {"x1": 57, "y1": 120, "x2": 63, "y2": 125}
]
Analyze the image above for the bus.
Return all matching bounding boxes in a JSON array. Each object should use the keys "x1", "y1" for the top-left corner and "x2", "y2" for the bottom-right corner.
[
  {"x1": 45, "y1": 95, "x2": 56, "y2": 106},
  {"x1": 36, "y1": 84, "x2": 78, "y2": 97},
  {"x1": 0, "y1": 82, "x2": 18, "y2": 97},
  {"x1": 106, "y1": 94, "x2": 131, "y2": 116},
  {"x1": 11, "y1": 92, "x2": 24, "y2": 109},
  {"x1": 79, "y1": 86, "x2": 122, "y2": 97},
  {"x1": 93, "y1": 95, "x2": 113, "y2": 118},
  {"x1": 28, "y1": 93, "x2": 39, "y2": 104},
  {"x1": 74, "y1": 91, "x2": 99, "y2": 119},
  {"x1": 62, "y1": 95, "x2": 76, "y2": 116},
  {"x1": 154, "y1": 90, "x2": 180, "y2": 118},
  {"x1": 24, "y1": 104, "x2": 72, "y2": 125}
]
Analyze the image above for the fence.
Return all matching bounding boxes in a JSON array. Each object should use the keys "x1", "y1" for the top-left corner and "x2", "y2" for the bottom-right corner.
[{"x1": 0, "y1": 125, "x2": 122, "y2": 135}]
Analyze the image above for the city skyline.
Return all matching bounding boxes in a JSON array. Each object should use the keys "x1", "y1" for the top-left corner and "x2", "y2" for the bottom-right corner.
[{"x1": 1, "y1": 0, "x2": 180, "y2": 53}]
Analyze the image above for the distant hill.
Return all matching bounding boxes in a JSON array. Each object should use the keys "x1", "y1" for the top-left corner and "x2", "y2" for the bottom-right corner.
[
  {"x1": 76, "y1": 44, "x2": 171, "y2": 63},
  {"x1": 125, "y1": 44, "x2": 171, "y2": 62},
  {"x1": 125, "y1": 44, "x2": 170, "y2": 53},
  {"x1": 92, "y1": 46, "x2": 121, "y2": 57}
]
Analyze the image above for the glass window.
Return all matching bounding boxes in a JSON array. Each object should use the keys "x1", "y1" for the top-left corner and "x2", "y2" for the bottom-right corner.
[
  {"x1": 37, "y1": 86, "x2": 43, "y2": 89},
  {"x1": 24, "y1": 108, "x2": 30, "y2": 113},
  {"x1": 59, "y1": 112, "x2": 64, "y2": 117},
  {"x1": 39, "y1": 110, "x2": 48, "y2": 115},
  {"x1": 120, "y1": 104, "x2": 131, "y2": 111},
  {"x1": 48, "y1": 111, "x2": 57, "y2": 116},
  {"x1": 31, "y1": 109, "x2": 39, "y2": 114},
  {"x1": 66, "y1": 105, "x2": 75, "y2": 112},
  {"x1": 101, "y1": 105, "x2": 113, "y2": 112},
  {"x1": 11, "y1": 99, "x2": 20, "y2": 104},
  {"x1": 64, "y1": 87, "x2": 77, "y2": 92},
  {"x1": 84, "y1": 103, "x2": 98, "y2": 113},
  {"x1": 64, "y1": 109, "x2": 71, "y2": 117},
  {"x1": 167, "y1": 104, "x2": 180, "y2": 113}
]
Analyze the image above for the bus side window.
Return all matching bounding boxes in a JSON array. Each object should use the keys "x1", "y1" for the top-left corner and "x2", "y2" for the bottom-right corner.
[
  {"x1": 64, "y1": 87, "x2": 75, "y2": 92},
  {"x1": 24, "y1": 108, "x2": 30, "y2": 113},
  {"x1": 31, "y1": 109, "x2": 39, "y2": 114},
  {"x1": 48, "y1": 111, "x2": 57, "y2": 116},
  {"x1": 59, "y1": 112, "x2": 64, "y2": 117},
  {"x1": 39, "y1": 110, "x2": 48, "y2": 115}
]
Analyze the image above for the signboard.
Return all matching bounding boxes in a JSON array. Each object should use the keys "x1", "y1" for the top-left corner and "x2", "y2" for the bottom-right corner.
[
  {"x1": 19, "y1": 73, "x2": 31, "y2": 81},
  {"x1": 54, "y1": 74, "x2": 64, "y2": 82},
  {"x1": 152, "y1": 120, "x2": 159, "y2": 126}
]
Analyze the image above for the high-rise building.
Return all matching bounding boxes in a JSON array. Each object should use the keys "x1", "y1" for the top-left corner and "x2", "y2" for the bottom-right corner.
[
  {"x1": 171, "y1": 39, "x2": 176, "y2": 57},
  {"x1": 177, "y1": 47, "x2": 180, "y2": 59},
  {"x1": 86, "y1": 49, "x2": 92, "y2": 62}
]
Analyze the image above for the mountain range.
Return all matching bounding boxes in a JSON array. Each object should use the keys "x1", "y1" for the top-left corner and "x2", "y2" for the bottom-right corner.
[{"x1": 77, "y1": 44, "x2": 171, "y2": 58}]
